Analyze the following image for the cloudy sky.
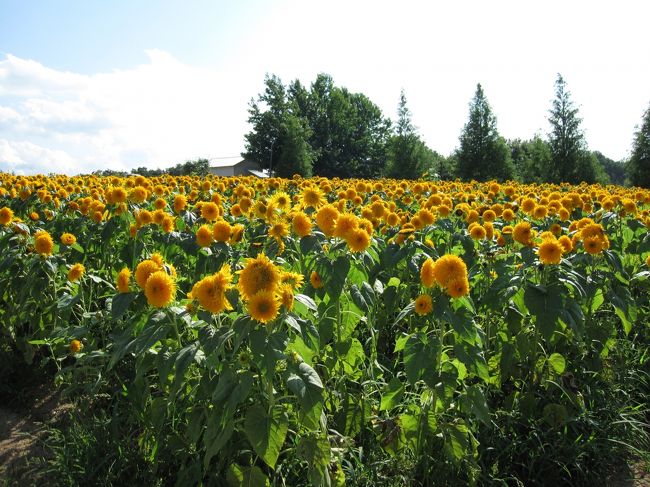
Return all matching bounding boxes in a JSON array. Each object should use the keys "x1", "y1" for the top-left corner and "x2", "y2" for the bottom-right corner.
[{"x1": 1, "y1": 0, "x2": 649, "y2": 175}]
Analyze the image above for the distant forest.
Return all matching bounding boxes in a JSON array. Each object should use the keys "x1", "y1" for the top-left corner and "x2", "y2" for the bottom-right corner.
[{"x1": 97, "y1": 73, "x2": 650, "y2": 188}]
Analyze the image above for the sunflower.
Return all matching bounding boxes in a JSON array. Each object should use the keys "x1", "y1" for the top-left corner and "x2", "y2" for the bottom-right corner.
[
  {"x1": 347, "y1": 228, "x2": 371, "y2": 253},
  {"x1": 201, "y1": 202, "x2": 220, "y2": 222},
  {"x1": 34, "y1": 230, "x2": 54, "y2": 256},
  {"x1": 247, "y1": 290, "x2": 281, "y2": 324},
  {"x1": 192, "y1": 265, "x2": 233, "y2": 313},
  {"x1": 129, "y1": 186, "x2": 148, "y2": 203},
  {"x1": 0, "y1": 207, "x2": 14, "y2": 225},
  {"x1": 537, "y1": 240, "x2": 563, "y2": 265},
  {"x1": 196, "y1": 224, "x2": 213, "y2": 248},
  {"x1": 414, "y1": 294, "x2": 433, "y2": 315},
  {"x1": 150, "y1": 252, "x2": 164, "y2": 266},
  {"x1": 501, "y1": 208, "x2": 515, "y2": 222},
  {"x1": 68, "y1": 263, "x2": 85, "y2": 282},
  {"x1": 269, "y1": 221, "x2": 289, "y2": 240},
  {"x1": 301, "y1": 186, "x2": 326, "y2": 209},
  {"x1": 280, "y1": 271, "x2": 304, "y2": 291},
  {"x1": 237, "y1": 253, "x2": 281, "y2": 299},
  {"x1": 334, "y1": 213, "x2": 359, "y2": 240},
  {"x1": 315, "y1": 205, "x2": 339, "y2": 237},
  {"x1": 558, "y1": 235, "x2": 573, "y2": 254},
  {"x1": 279, "y1": 283, "x2": 295, "y2": 311},
  {"x1": 144, "y1": 271, "x2": 176, "y2": 308},
  {"x1": 583, "y1": 236, "x2": 604, "y2": 255},
  {"x1": 310, "y1": 271, "x2": 324, "y2": 289},
  {"x1": 230, "y1": 224, "x2": 245, "y2": 244},
  {"x1": 469, "y1": 225, "x2": 487, "y2": 240},
  {"x1": 269, "y1": 191, "x2": 292, "y2": 212},
  {"x1": 446, "y1": 277, "x2": 469, "y2": 298},
  {"x1": 292, "y1": 212, "x2": 312, "y2": 237},
  {"x1": 60, "y1": 233, "x2": 76, "y2": 246},
  {"x1": 420, "y1": 258, "x2": 436, "y2": 288},
  {"x1": 173, "y1": 194, "x2": 187, "y2": 213},
  {"x1": 513, "y1": 221, "x2": 533, "y2": 246},
  {"x1": 135, "y1": 259, "x2": 161, "y2": 289},
  {"x1": 213, "y1": 220, "x2": 232, "y2": 242},
  {"x1": 432, "y1": 254, "x2": 468, "y2": 289},
  {"x1": 69, "y1": 339, "x2": 83, "y2": 354},
  {"x1": 116, "y1": 267, "x2": 131, "y2": 293}
]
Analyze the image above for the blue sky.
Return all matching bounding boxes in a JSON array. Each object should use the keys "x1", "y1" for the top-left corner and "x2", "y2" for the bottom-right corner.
[{"x1": 1, "y1": 0, "x2": 649, "y2": 175}]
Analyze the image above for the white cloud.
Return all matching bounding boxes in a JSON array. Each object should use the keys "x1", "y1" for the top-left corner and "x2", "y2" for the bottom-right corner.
[
  {"x1": 0, "y1": 139, "x2": 78, "y2": 175},
  {"x1": 0, "y1": 51, "x2": 249, "y2": 175}
]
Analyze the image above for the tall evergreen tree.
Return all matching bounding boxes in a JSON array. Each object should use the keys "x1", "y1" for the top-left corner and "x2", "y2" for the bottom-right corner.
[
  {"x1": 628, "y1": 103, "x2": 650, "y2": 188},
  {"x1": 387, "y1": 90, "x2": 430, "y2": 179},
  {"x1": 456, "y1": 84, "x2": 513, "y2": 181},
  {"x1": 547, "y1": 74, "x2": 597, "y2": 184}
]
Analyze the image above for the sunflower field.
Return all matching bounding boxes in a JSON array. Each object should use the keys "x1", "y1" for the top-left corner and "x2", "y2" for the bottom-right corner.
[{"x1": 0, "y1": 173, "x2": 649, "y2": 486}]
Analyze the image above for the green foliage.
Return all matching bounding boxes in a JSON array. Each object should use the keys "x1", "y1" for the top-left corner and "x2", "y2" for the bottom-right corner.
[
  {"x1": 244, "y1": 73, "x2": 391, "y2": 179},
  {"x1": 594, "y1": 151, "x2": 626, "y2": 186},
  {"x1": 509, "y1": 136, "x2": 552, "y2": 183},
  {"x1": 275, "y1": 114, "x2": 314, "y2": 178},
  {"x1": 456, "y1": 83, "x2": 514, "y2": 182},
  {"x1": 386, "y1": 90, "x2": 434, "y2": 179},
  {"x1": 629, "y1": 103, "x2": 650, "y2": 188},
  {"x1": 548, "y1": 74, "x2": 600, "y2": 184}
]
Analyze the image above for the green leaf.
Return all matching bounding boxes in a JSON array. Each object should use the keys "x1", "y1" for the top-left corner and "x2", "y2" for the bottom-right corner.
[
  {"x1": 294, "y1": 293, "x2": 317, "y2": 312},
  {"x1": 244, "y1": 405, "x2": 289, "y2": 469},
  {"x1": 547, "y1": 353, "x2": 566, "y2": 374},
  {"x1": 327, "y1": 255, "x2": 350, "y2": 298},
  {"x1": 226, "y1": 464, "x2": 270, "y2": 487},
  {"x1": 466, "y1": 385, "x2": 490, "y2": 426},
  {"x1": 392, "y1": 301, "x2": 415, "y2": 327},
  {"x1": 444, "y1": 422, "x2": 470, "y2": 464},
  {"x1": 111, "y1": 292, "x2": 137, "y2": 320},
  {"x1": 403, "y1": 333, "x2": 437, "y2": 385},
  {"x1": 380, "y1": 378, "x2": 404, "y2": 411},
  {"x1": 524, "y1": 284, "x2": 562, "y2": 341},
  {"x1": 297, "y1": 435, "x2": 331, "y2": 487},
  {"x1": 349, "y1": 285, "x2": 369, "y2": 313},
  {"x1": 286, "y1": 361, "x2": 324, "y2": 412},
  {"x1": 204, "y1": 417, "x2": 234, "y2": 470}
]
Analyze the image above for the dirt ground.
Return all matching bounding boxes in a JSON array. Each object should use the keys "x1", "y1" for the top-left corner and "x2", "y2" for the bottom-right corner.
[{"x1": 0, "y1": 386, "x2": 71, "y2": 483}]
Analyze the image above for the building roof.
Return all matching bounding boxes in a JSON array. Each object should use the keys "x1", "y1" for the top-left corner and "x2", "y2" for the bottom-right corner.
[
  {"x1": 208, "y1": 156, "x2": 244, "y2": 168},
  {"x1": 248, "y1": 168, "x2": 270, "y2": 178}
]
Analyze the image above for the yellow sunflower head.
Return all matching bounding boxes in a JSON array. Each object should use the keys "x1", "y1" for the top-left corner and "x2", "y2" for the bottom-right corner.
[
  {"x1": 237, "y1": 253, "x2": 281, "y2": 299},
  {"x1": 537, "y1": 240, "x2": 563, "y2": 265},
  {"x1": 414, "y1": 294, "x2": 433, "y2": 315},
  {"x1": 247, "y1": 290, "x2": 281, "y2": 324},
  {"x1": 116, "y1": 267, "x2": 131, "y2": 293},
  {"x1": 68, "y1": 263, "x2": 85, "y2": 282},
  {"x1": 144, "y1": 271, "x2": 176, "y2": 308}
]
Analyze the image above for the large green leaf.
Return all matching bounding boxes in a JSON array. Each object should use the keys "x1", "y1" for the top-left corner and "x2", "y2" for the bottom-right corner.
[
  {"x1": 466, "y1": 385, "x2": 490, "y2": 426},
  {"x1": 111, "y1": 292, "x2": 137, "y2": 320},
  {"x1": 286, "y1": 361, "x2": 324, "y2": 412},
  {"x1": 524, "y1": 284, "x2": 562, "y2": 341},
  {"x1": 380, "y1": 378, "x2": 405, "y2": 411},
  {"x1": 244, "y1": 405, "x2": 289, "y2": 469},
  {"x1": 547, "y1": 352, "x2": 566, "y2": 374},
  {"x1": 226, "y1": 465, "x2": 270, "y2": 487}
]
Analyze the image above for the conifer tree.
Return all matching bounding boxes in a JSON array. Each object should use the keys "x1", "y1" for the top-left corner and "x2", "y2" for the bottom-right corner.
[
  {"x1": 456, "y1": 84, "x2": 513, "y2": 181},
  {"x1": 628, "y1": 103, "x2": 650, "y2": 188},
  {"x1": 547, "y1": 74, "x2": 596, "y2": 184}
]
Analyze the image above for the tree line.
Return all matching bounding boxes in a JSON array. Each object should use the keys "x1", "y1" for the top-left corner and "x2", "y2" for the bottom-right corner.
[{"x1": 243, "y1": 73, "x2": 650, "y2": 187}]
